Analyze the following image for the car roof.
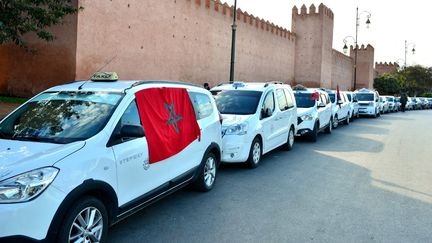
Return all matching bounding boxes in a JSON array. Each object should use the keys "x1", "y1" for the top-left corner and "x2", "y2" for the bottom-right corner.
[
  {"x1": 211, "y1": 81, "x2": 290, "y2": 92},
  {"x1": 46, "y1": 80, "x2": 205, "y2": 93}
]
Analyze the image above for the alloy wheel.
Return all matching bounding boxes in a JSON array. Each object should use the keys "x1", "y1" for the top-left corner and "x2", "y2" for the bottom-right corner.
[
  {"x1": 69, "y1": 206, "x2": 104, "y2": 243},
  {"x1": 204, "y1": 156, "x2": 216, "y2": 188}
]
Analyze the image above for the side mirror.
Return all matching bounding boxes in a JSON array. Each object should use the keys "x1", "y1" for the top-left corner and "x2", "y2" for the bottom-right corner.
[
  {"x1": 119, "y1": 125, "x2": 145, "y2": 138},
  {"x1": 353, "y1": 99, "x2": 358, "y2": 103},
  {"x1": 337, "y1": 100, "x2": 343, "y2": 105},
  {"x1": 261, "y1": 108, "x2": 273, "y2": 118}
]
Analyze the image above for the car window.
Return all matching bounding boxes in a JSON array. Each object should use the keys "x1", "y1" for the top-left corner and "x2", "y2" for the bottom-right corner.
[
  {"x1": 214, "y1": 90, "x2": 262, "y2": 115},
  {"x1": 276, "y1": 89, "x2": 288, "y2": 111},
  {"x1": 189, "y1": 92, "x2": 213, "y2": 120},
  {"x1": 294, "y1": 93, "x2": 316, "y2": 108},
  {"x1": 262, "y1": 91, "x2": 275, "y2": 112},
  {"x1": 120, "y1": 100, "x2": 141, "y2": 127},
  {"x1": 284, "y1": 89, "x2": 295, "y2": 108}
]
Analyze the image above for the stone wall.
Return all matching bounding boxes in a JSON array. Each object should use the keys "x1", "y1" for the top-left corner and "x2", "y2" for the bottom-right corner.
[
  {"x1": 74, "y1": 0, "x2": 296, "y2": 88},
  {"x1": 331, "y1": 50, "x2": 353, "y2": 90},
  {"x1": 292, "y1": 4, "x2": 334, "y2": 88},
  {"x1": 375, "y1": 62, "x2": 399, "y2": 76},
  {"x1": 351, "y1": 44, "x2": 375, "y2": 89}
]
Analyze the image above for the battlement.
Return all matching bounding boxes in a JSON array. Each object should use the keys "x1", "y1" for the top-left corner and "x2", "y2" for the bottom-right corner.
[
  {"x1": 292, "y1": 3, "x2": 334, "y2": 19},
  {"x1": 350, "y1": 44, "x2": 374, "y2": 51},
  {"x1": 375, "y1": 62, "x2": 399, "y2": 67},
  {"x1": 190, "y1": 0, "x2": 295, "y2": 41}
]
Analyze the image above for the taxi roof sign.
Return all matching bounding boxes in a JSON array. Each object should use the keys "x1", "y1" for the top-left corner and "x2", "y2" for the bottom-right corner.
[{"x1": 91, "y1": 72, "x2": 119, "y2": 82}]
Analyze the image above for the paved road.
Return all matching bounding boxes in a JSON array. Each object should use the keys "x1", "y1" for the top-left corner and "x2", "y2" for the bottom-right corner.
[{"x1": 108, "y1": 110, "x2": 432, "y2": 243}]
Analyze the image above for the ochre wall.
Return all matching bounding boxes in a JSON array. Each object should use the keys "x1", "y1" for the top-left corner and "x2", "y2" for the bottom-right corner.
[
  {"x1": 331, "y1": 50, "x2": 353, "y2": 91},
  {"x1": 351, "y1": 45, "x2": 375, "y2": 89},
  {"x1": 0, "y1": 1, "x2": 78, "y2": 97},
  {"x1": 74, "y1": 0, "x2": 296, "y2": 87},
  {"x1": 375, "y1": 62, "x2": 399, "y2": 76},
  {"x1": 292, "y1": 4, "x2": 334, "y2": 88}
]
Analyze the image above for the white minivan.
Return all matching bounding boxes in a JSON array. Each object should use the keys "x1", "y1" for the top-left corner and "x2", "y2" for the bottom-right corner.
[
  {"x1": 293, "y1": 87, "x2": 333, "y2": 142},
  {"x1": 0, "y1": 73, "x2": 222, "y2": 242},
  {"x1": 324, "y1": 89, "x2": 351, "y2": 128},
  {"x1": 211, "y1": 82, "x2": 297, "y2": 168},
  {"x1": 355, "y1": 88, "x2": 381, "y2": 117}
]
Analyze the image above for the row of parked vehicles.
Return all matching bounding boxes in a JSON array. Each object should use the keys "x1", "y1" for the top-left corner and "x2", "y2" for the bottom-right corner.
[{"x1": 0, "y1": 73, "x2": 428, "y2": 242}]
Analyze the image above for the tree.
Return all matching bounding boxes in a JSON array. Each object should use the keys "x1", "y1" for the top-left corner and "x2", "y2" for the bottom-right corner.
[
  {"x1": 0, "y1": 0, "x2": 79, "y2": 50},
  {"x1": 399, "y1": 65, "x2": 432, "y2": 95},
  {"x1": 373, "y1": 73, "x2": 401, "y2": 95}
]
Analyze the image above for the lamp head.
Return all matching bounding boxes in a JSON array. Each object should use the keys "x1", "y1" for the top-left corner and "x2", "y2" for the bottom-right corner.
[
  {"x1": 343, "y1": 43, "x2": 348, "y2": 54},
  {"x1": 366, "y1": 18, "x2": 371, "y2": 28},
  {"x1": 412, "y1": 48, "x2": 416, "y2": 55}
]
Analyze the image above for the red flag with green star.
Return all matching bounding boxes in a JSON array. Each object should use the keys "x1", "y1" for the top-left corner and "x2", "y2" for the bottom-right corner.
[{"x1": 135, "y1": 88, "x2": 200, "y2": 163}]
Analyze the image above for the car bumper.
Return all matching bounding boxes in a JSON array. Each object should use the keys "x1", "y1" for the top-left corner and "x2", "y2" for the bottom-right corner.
[
  {"x1": 0, "y1": 185, "x2": 66, "y2": 241},
  {"x1": 296, "y1": 119, "x2": 314, "y2": 136},
  {"x1": 358, "y1": 106, "x2": 375, "y2": 115},
  {"x1": 221, "y1": 134, "x2": 252, "y2": 163}
]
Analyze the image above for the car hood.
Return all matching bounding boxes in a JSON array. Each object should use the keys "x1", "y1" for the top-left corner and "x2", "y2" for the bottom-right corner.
[
  {"x1": 0, "y1": 140, "x2": 85, "y2": 180},
  {"x1": 297, "y1": 107, "x2": 314, "y2": 117},
  {"x1": 221, "y1": 114, "x2": 253, "y2": 126}
]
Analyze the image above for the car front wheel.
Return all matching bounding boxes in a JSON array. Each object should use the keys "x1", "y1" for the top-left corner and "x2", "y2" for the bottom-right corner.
[
  {"x1": 247, "y1": 138, "x2": 262, "y2": 169},
  {"x1": 58, "y1": 196, "x2": 108, "y2": 243},
  {"x1": 282, "y1": 127, "x2": 295, "y2": 151}
]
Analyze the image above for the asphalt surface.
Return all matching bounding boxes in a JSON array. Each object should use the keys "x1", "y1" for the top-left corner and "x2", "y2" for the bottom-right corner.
[{"x1": 108, "y1": 110, "x2": 432, "y2": 243}]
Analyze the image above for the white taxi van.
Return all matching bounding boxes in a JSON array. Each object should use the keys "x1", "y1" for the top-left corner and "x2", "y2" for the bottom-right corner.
[
  {"x1": 0, "y1": 72, "x2": 222, "y2": 242},
  {"x1": 354, "y1": 88, "x2": 381, "y2": 117},
  {"x1": 211, "y1": 82, "x2": 297, "y2": 168}
]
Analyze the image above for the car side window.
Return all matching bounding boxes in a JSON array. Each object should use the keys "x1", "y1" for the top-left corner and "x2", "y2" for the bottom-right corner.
[
  {"x1": 120, "y1": 100, "x2": 141, "y2": 127},
  {"x1": 276, "y1": 89, "x2": 288, "y2": 111},
  {"x1": 263, "y1": 91, "x2": 275, "y2": 111},
  {"x1": 189, "y1": 92, "x2": 213, "y2": 120},
  {"x1": 320, "y1": 93, "x2": 327, "y2": 105},
  {"x1": 284, "y1": 89, "x2": 295, "y2": 108}
]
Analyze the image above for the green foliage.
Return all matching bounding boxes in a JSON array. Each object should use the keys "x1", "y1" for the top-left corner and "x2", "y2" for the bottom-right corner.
[
  {"x1": 421, "y1": 92, "x2": 432, "y2": 98},
  {"x1": 375, "y1": 65, "x2": 432, "y2": 96},
  {"x1": 0, "y1": 0, "x2": 79, "y2": 50},
  {"x1": 0, "y1": 96, "x2": 27, "y2": 104},
  {"x1": 373, "y1": 74, "x2": 401, "y2": 95}
]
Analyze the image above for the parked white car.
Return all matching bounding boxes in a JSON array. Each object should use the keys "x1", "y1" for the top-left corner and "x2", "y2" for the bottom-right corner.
[
  {"x1": 324, "y1": 89, "x2": 351, "y2": 128},
  {"x1": 385, "y1": 96, "x2": 397, "y2": 112},
  {"x1": 0, "y1": 73, "x2": 222, "y2": 242},
  {"x1": 211, "y1": 82, "x2": 297, "y2": 168},
  {"x1": 355, "y1": 88, "x2": 380, "y2": 117},
  {"x1": 293, "y1": 87, "x2": 333, "y2": 142},
  {"x1": 407, "y1": 97, "x2": 414, "y2": 110},
  {"x1": 344, "y1": 91, "x2": 360, "y2": 121},
  {"x1": 379, "y1": 96, "x2": 390, "y2": 114}
]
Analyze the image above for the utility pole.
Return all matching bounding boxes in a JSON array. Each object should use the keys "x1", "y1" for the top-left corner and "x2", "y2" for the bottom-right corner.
[{"x1": 229, "y1": 0, "x2": 238, "y2": 83}]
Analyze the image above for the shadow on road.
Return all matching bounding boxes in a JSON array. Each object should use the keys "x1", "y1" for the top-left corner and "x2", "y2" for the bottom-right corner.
[{"x1": 108, "y1": 133, "x2": 432, "y2": 243}]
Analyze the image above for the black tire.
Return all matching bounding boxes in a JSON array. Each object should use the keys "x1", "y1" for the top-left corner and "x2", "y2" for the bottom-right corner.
[
  {"x1": 282, "y1": 126, "x2": 295, "y2": 151},
  {"x1": 57, "y1": 196, "x2": 109, "y2": 243},
  {"x1": 373, "y1": 109, "x2": 378, "y2": 118},
  {"x1": 193, "y1": 152, "x2": 218, "y2": 192},
  {"x1": 308, "y1": 122, "x2": 318, "y2": 142},
  {"x1": 325, "y1": 117, "x2": 332, "y2": 134},
  {"x1": 332, "y1": 115, "x2": 339, "y2": 129},
  {"x1": 247, "y1": 137, "x2": 262, "y2": 169},
  {"x1": 345, "y1": 113, "x2": 350, "y2": 125}
]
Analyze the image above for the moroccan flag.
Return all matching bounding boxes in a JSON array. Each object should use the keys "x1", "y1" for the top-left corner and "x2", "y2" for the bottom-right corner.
[
  {"x1": 336, "y1": 84, "x2": 342, "y2": 107},
  {"x1": 135, "y1": 88, "x2": 201, "y2": 163}
]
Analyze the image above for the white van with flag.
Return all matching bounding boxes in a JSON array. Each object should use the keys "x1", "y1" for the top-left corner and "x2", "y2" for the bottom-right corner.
[
  {"x1": 211, "y1": 81, "x2": 297, "y2": 168},
  {"x1": 0, "y1": 72, "x2": 222, "y2": 242}
]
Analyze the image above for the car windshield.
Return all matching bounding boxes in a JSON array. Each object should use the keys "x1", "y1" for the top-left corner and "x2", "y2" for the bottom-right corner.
[
  {"x1": 387, "y1": 97, "x2": 394, "y2": 102},
  {"x1": 395, "y1": 98, "x2": 400, "y2": 102},
  {"x1": 346, "y1": 93, "x2": 352, "y2": 102},
  {"x1": 356, "y1": 93, "x2": 374, "y2": 101},
  {"x1": 213, "y1": 90, "x2": 262, "y2": 115},
  {"x1": 294, "y1": 93, "x2": 316, "y2": 108},
  {"x1": 0, "y1": 91, "x2": 123, "y2": 144}
]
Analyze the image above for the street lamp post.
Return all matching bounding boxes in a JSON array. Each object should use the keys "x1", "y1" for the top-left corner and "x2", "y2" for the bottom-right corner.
[
  {"x1": 229, "y1": 0, "x2": 238, "y2": 83},
  {"x1": 404, "y1": 40, "x2": 416, "y2": 68},
  {"x1": 342, "y1": 7, "x2": 371, "y2": 91}
]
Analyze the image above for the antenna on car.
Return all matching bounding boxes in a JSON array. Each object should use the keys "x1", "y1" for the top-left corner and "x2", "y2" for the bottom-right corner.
[{"x1": 78, "y1": 55, "x2": 118, "y2": 90}]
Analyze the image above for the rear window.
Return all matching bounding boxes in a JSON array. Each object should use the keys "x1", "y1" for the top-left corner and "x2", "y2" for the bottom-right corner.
[
  {"x1": 213, "y1": 90, "x2": 262, "y2": 115},
  {"x1": 356, "y1": 93, "x2": 374, "y2": 101}
]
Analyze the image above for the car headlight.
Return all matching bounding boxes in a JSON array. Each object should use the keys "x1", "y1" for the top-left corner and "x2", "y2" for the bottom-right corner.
[
  {"x1": 0, "y1": 167, "x2": 59, "y2": 203},
  {"x1": 300, "y1": 114, "x2": 314, "y2": 121},
  {"x1": 223, "y1": 123, "x2": 248, "y2": 135}
]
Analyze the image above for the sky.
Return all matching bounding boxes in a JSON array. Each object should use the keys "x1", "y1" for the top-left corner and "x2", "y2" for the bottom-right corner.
[{"x1": 221, "y1": 0, "x2": 431, "y2": 67}]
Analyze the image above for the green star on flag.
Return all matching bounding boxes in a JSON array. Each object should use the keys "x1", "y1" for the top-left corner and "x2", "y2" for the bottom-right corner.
[{"x1": 165, "y1": 102, "x2": 182, "y2": 133}]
